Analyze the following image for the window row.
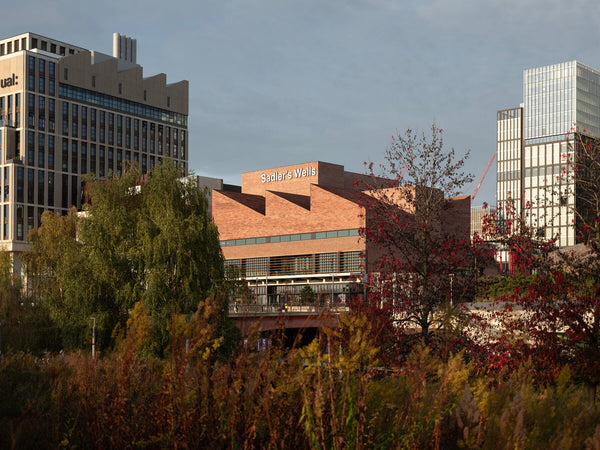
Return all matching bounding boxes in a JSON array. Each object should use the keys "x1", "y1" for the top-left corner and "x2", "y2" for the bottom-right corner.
[
  {"x1": 59, "y1": 84, "x2": 187, "y2": 126},
  {"x1": 220, "y1": 228, "x2": 360, "y2": 248},
  {"x1": 225, "y1": 251, "x2": 364, "y2": 278},
  {"x1": 24, "y1": 133, "x2": 179, "y2": 176}
]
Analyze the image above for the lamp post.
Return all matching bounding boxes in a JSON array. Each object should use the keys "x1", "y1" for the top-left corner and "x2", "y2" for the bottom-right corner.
[
  {"x1": 449, "y1": 273, "x2": 455, "y2": 307},
  {"x1": 90, "y1": 317, "x2": 96, "y2": 360}
]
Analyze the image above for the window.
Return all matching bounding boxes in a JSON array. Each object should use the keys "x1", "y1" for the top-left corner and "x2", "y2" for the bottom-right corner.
[
  {"x1": 59, "y1": 84, "x2": 187, "y2": 126},
  {"x1": 63, "y1": 68, "x2": 68, "y2": 80},
  {"x1": 16, "y1": 205, "x2": 23, "y2": 241},
  {"x1": 71, "y1": 175, "x2": 78, "y2": 209},
  {"x1": 3, "y1": 205, "x2": 8, "y2": 240},
  {"x1": 49, "y1": 62, "x2": 55, "y2": 77},
  {"x1": 27, "y1": 169, "x2": 34, "y2": 203},
  {"x1": 48, "y1": 136, "x2": 55, "y2": 169},
  {"x1": 27, "y1": 131, "x2": 35, "y2": 165},
  {"x1": 62, "y1": 174, "x2": 68, "y2": 208},
  {"x1": 81, "y1": 143, "x2": 87, "y2": 174},
  {"x1": 38, "y1": 171, "x2": 44, "y2": 204},
  {"x1": 72, "y1": 142, "x2": 78, "y2": 172},
  {"x1": 118, "y1": 83, "x2": 122, "y2": 94},
  {"x1": 92, "y1": 75, "x2": 96, "y2": 88},
  {"x1": 62, "y1": 139, "x2": 68, "y2": 171},
  {"x1": 90, "y1": 145, "x2": 96, "y2": 174},
  {"x1": 28, "y1": 56, "x2": 35, "y2": 71},
  {"x1": 38, "y1": 133, "x2": 45, "y2": 167},
  {"x1": 17, "y1": 167, "x2": 24, "y2": 203},
  {"x1": 39, "y1": 59, "x2": 45, "y2": 73},
  {"x1": 48, "y1": 172, "x2": 54, "y2": 206}
]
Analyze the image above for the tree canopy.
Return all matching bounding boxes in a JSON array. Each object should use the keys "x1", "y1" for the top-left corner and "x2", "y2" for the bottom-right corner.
[
  {"x1": 352, "y1": 124, "x2": 480, "y2": 363},
  {"x1": 25, "y1": 163, "x2": 226, "y2": 352}
]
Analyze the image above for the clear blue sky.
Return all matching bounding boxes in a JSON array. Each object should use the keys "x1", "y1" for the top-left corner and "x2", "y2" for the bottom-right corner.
[{"x1": 5, "y1": 0, "x2": 600, "y2": 206}]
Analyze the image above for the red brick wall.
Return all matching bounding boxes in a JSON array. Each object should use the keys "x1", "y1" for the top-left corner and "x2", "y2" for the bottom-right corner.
[{"x1": 213, "y1": 184, "x2": 367, "y2": 260}]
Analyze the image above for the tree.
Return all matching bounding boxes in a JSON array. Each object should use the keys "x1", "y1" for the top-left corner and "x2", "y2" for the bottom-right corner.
[
  {"x1": 0, "y1": 250, "x2": 60, "y2": 354},
  {"x1": 472, "y1": 131, "x2": 600, "y2": 401},
  {"x1": 514, "y1": 131, "x2": 600, "y2": 400},
  {"x1": 25, "y1": 163, "x2": 229, "y2": 353},
  {"x1": 351, "y1": 124, "x2": 479, "y2": 364},
  {"x1": 300, "y1": 284, "x2": 316, "y2": 305}
]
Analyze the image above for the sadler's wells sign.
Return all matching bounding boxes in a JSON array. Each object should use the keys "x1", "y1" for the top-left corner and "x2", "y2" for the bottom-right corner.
[{"x1": 261, "y1": 165, "x2": 317, "y2": 184}]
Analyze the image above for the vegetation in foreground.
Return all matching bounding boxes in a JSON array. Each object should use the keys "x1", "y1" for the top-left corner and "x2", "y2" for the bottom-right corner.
[
  {"x1": 2, "y1": 312, "x2": 600, "y2": 449},
  {"x1": 3, "y1": 128, "x2": 600, "y2": 447}
]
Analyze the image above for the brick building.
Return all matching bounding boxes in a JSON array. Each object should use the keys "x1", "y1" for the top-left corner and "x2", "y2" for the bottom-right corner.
[{"x1": 212, "y1": 161, "x2": 471, "y2": 305}]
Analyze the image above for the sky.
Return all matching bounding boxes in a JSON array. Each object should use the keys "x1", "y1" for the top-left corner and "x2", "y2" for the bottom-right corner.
[{"x1": 5, "y1": 0, "x2": 600, "y2": 206}]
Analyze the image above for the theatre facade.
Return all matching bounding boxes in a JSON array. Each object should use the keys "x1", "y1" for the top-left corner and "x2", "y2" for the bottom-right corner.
[{"x1": 212, "y1": 161, "x2": 471, "y2": 305}]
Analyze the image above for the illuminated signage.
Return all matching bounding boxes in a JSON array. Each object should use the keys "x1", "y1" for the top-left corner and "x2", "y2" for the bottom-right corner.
[
  {"x1": 261, "y1": 166, "x2": 317, "y2": 183},
  {"x1": 0, "y1": 74, "x2": 18, "y2": 89}
]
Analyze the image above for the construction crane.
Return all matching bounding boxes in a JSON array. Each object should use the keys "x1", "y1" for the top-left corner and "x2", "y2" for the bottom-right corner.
[{"x1": 471, "y1": 152, "x2": 497, "y2": 202}]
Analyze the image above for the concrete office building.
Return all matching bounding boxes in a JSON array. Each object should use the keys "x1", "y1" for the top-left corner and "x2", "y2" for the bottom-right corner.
[
  {"x1": 497, "y1": 61, "x2": 600, "y2": 247},
  {"x1": 212, "y1": 161, "x2": 471, "y2": 305},
  {"x1": 471, "y1": 205, "x2": 496, "y2": 238},
  {"x1": 0, "y1": 32, "x2": 188, "y2": 259}
]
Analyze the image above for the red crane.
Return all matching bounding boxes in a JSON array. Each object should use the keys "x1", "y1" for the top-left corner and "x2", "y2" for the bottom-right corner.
[{"x1": 472, "y1": 152, "x2": 497, "y2": 201}]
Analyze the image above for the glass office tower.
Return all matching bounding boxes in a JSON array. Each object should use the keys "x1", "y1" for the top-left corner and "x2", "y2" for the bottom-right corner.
[{"x1": 497, "y1": 61, "x2": 600, "y2": 247}]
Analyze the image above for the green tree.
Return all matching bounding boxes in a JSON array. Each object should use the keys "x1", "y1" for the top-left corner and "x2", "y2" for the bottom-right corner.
[
  {"x1": 25, "y1": 163, "x2": 228, "y2": 353},
  {"x1": 300, "y1": 284, "x2": 316, "y2": 305},
  {"x1": 0, "y1": 250, "x2": 60, "y2": 354}
]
